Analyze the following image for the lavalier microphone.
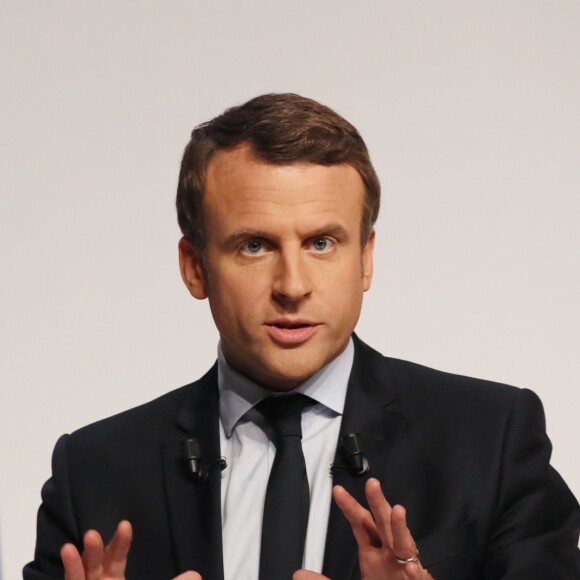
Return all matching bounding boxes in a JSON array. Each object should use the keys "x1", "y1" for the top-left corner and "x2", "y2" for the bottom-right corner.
[
  {"x1": 331, "y1": 433, "x2": 370, "y2": 476},
  {"x1": 181, "y1": 438, "x2": 227, "y2": 482}
]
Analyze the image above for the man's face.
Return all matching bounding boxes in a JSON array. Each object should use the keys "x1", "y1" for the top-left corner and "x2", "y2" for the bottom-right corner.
[{"x1": 179, "y1": 144, "x2": 374, "y2": 391}]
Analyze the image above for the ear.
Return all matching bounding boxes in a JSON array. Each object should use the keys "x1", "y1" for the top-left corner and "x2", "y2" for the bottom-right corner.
[
  {"x1": 362, "y1": 229, "x2": 375, "y2": 292},
  {"x1": 178, "y1": 237, "x2": 208, "y2": 300}
]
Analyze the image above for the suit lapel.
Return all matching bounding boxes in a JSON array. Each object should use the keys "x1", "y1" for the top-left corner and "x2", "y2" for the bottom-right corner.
[
  {"x1": 159, "y1": 339, "x2": 406, "y2": 579},
  {"x1": 322, "y1": 337, "x2": 408, "y2": 579},
  {"x1": 161, "y1": 365, "x2": 225, "y2": 580}
]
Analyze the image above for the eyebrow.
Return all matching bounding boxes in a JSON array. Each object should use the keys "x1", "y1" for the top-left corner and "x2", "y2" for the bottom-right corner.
[
  {"x1": 307, "y1": 223, "x2": 351, "y2": 241},
  {"x1": 224, "y1": 223, "x2": 351, "y2": 245}
]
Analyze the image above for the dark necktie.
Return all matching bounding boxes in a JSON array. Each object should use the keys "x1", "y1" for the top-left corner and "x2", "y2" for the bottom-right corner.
[{"x1": 258, "y1": 394, "x2": 312, "y2": 580}]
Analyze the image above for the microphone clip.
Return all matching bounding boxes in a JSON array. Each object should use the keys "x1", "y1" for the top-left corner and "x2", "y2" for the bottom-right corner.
[
  {"x1": 182, "y1": 439, "x2": 227, "y2": 483},
  {"x1": 331, "y1": 433, "x2": 369, "y2": 477}
]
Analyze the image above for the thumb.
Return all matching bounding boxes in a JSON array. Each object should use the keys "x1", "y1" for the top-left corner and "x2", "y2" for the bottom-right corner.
[
  {"x1": 293, "y1": 571, "x2": 330, "y2": 580},
  {"x1": 173, "y1": 572, "x2": 202, "y2": 580}
]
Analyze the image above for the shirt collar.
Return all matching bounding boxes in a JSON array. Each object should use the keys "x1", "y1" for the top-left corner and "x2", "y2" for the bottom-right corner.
[{"x1": 218, "y1": 338, "x2": 354, "y2": 437}]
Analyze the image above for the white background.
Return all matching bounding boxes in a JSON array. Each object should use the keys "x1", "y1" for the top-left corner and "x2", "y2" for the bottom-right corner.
[{"x1": 1, "y1": 2, "x2": 579, "y2": 578}]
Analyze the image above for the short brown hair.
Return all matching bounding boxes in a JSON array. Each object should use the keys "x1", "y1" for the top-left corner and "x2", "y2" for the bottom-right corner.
[{"x1": 176, "y1": 93, "x2": 380, "y2": 248}]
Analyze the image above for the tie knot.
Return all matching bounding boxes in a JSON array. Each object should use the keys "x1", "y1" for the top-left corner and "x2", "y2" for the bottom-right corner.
[{"x1": 257, "y1": 394, "x2": 312, "y2": 439}]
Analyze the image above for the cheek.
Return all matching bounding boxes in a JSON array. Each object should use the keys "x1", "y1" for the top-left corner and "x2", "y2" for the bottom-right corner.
[
  {"x1": 333, "y1": 258, "x2": 367, "y2": 290},
  {"x1": 208, "y1": 271, "x2": 268, "y2": 323},
  {"x1": 332, "y1": 264, "x2": 366, "y2": 314}
]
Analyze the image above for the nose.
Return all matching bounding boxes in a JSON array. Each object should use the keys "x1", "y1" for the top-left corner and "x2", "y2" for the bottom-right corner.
[{"x1": 272, "y1": 250, "x2": 312, "y2": 305}]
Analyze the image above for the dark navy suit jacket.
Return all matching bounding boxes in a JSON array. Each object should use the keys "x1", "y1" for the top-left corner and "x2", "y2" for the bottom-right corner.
[{"x1": 24, "y1": 336, "x2": 580, "y2": 578}]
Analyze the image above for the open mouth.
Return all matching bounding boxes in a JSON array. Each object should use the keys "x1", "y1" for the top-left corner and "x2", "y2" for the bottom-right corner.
[{"x1": 272, "y1": 322, "x2": 312, "y2": 329}]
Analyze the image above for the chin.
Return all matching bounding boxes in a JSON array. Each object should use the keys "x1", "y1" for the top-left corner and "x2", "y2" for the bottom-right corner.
[{"x1": 261, "y1": 356, "x2": 327, "y2": 391}]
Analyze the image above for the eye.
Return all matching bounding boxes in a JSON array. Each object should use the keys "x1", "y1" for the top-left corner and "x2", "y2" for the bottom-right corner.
[
  {"x1": 241, "y1": 239, "x2": 267, "y2": 255},
  {"x1": 310, "y1": 237, "x2": 334, "y2": 252}
]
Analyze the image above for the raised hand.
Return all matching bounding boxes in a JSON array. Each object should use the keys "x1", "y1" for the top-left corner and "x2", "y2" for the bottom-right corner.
[
  {"x1": 294, "y1": 478, "x2": 433, "y2": 580},
  {"x1": 60, "y1": 520, "x2": 201, "y2": 580},
  {"x1": 61, "y1": 520, "x2": 132, "y2": 580}
]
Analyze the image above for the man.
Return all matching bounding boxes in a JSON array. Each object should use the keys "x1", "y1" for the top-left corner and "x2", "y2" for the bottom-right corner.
[{"x1": 25, "y1": 94, "x2": 580, "y2": 579}]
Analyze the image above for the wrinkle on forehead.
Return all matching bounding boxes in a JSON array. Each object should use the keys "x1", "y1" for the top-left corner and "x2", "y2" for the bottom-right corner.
[
  {"x1": 232, "y1": 197, "x2": 346, "y2": 215},
  {"x1": 217, "y1": 200, "x2": 350, "y2": 236}
]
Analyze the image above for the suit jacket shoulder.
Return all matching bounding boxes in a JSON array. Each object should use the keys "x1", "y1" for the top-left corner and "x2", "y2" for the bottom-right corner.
[
  {"x1": 24, "y1": 364, "x2": 223, "y2": 580},
  {"x1": 325, "y1": 336, "x2": 580, "y2": 579},
  {"x1": 68, "y1": 363, "x2": 218, "y2": 445}
]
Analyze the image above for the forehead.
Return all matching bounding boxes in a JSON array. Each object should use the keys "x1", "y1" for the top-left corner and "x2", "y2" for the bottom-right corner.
[{"x1": 203, "y1": 145, "x2": 365, "y2": 232}]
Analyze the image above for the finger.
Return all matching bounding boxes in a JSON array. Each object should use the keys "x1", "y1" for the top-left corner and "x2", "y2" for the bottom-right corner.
[
  {"x1": 404, "y1": 561, "x2": 419, "y2": 579},
  {"x1": 173, "y1": 572, "x2": 203, "y2": 580},
  {"x1": 390, "y1": 507, "x2": 430, "y2": 578},
  {"x1": 293, "y1": 571, "x2": 330, "y2": 580},
  {"x1": 61, "y1": 543, "x2": 85, "y2": 580},
  {"x1": 364, "y1": 478, "x2": 394, "y2": 547},
  {"x1": 332, "y1": 485, "x2": 381, "y2": 547},
  {"x1": 103, "y1": 520, "x2": 133, "y2": 577},
  {"x1": 404, "y1": 561, "x2": 434, "y2": 579},
  {"x1": 391, "y1": 505, "x2": 420, "y2": 567},
  {"x1": 81, "y1": 530, "x2": 105, "y2": 580}
]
